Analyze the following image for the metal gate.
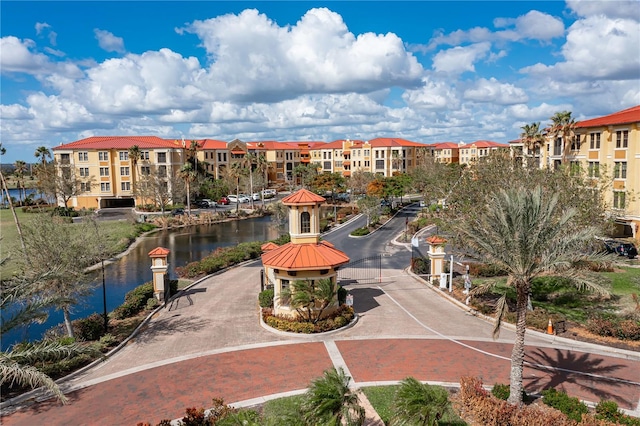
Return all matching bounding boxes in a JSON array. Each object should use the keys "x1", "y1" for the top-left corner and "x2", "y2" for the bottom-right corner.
[{"x1": 337, "y1": 255, "x2": 382, "y2": 284}]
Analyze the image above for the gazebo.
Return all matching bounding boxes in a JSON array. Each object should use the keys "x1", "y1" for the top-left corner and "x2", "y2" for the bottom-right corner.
[{"x1": 261, "y1": 189, "x2": 350, "y2": 317}]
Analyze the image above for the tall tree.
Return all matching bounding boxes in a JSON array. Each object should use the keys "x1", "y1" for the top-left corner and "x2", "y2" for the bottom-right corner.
[
  {"x1": 282, "y1": 278, "x2": 336, "y2": 324},
  {"x1": 302, "y1": 367, "x2": 365, "y2": 426},
  {"x1": 241, "y1": 152, "x2": 257, "y2": 209},
  {"x1": 1, "y1": 268, "x2": 98, "y2": 404},
  {"x1": 13, "y1": 160, "x2": 28, "y2": 203},
  {"x1": 348, "y1": 170, "x2": 375, "y2": 196},
  {"x1": 34, "y1": 146, "x2": 51, "y2": 167},
  {"x1": 20, "y1": 215, "x2": 99, "y2": 338},
  {"x1": 178, "y1": 163, "x2": 197, "y2": 216},
  {"x1": 519, "y1": 122, "x2": 545, "y2": 168},
  {"x1": 128, "y1": 145, "x2": 141, "y2": 206},
  {"x1": 0, "y1": 144, "x2": 28, "y2": 258},
  {"x1": 547, "y1": 111, "x2": 577, "y2": 165},
  {"x1": 452, "y1": 186, "x2": 608, "y2": 404}
]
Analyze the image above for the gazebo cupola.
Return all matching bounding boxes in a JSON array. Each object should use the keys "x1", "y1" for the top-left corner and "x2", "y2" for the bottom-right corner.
[{"x1": 283, "y1": 188, "x2": 325, "y2": 244}]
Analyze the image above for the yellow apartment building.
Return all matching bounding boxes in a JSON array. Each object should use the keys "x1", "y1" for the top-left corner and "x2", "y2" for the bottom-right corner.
[
  {"x1": 431, "y1": 142, "x2": 460, "y2": 164},
  {"x1": 459, "y1": 140, "x2": 510, "y2": 165},
  {"x1": 568, "y1": 105, "x2": 640, "y2": 237},
  {"x1": 52, "y1": 136, "x2": 186, "y2": 209}
]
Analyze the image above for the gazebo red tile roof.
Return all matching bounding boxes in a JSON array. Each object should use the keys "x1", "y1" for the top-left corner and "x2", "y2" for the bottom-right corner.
[
  {"x1": 148, "y1": 247, "x2": 170, "y2": 257},
  {"x1": 281, "y1": 188, "x2": 325, "y2": 205},
  {"x1": 261, "y1": 242, "x2": 280, "y2": 252},
  {"x1": 261, "y1": 241, "x2": 350, "y2": 271},
  {"x1": 426, "y1": 236, "x2": 447, "y2": 245}
]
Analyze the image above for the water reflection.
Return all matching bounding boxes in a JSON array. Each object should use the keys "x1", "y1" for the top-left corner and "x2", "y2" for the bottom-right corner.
[{"x1": 3, "y1": 216, "x2": 282, "y2": 349}]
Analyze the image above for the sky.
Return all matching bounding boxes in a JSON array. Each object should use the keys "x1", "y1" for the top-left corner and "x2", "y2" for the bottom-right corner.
[{"x1": 1, "y1": 1, "x2": 639, "y2": 164}]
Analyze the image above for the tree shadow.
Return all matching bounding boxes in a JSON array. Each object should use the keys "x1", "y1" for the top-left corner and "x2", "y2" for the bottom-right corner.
[
  {"x1": 347, "y1": 287, "x2": 384, "y2": 313},
  {"x1": 167, "y1": 287, "x2": 207, "y2": 311},
  {"x1": 523, "y1": 347, "x2": 636, "y2": 408},
  {"x1": 132, "y1": 314, "x2": 211, "y2": 345}
]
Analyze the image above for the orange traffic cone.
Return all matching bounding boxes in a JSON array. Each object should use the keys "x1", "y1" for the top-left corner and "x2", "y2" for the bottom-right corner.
[{"x1": 547, "y1": 319, "x2": 554, "y2": 335}]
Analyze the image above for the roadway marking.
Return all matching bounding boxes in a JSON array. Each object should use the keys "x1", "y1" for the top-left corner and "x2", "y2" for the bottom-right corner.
[
  {"x1": 324, "y1": 340, "x2": 354, "y2": 383},
  {"x1": 378, "y1": 286, "x2": 640, "y2": 388}
]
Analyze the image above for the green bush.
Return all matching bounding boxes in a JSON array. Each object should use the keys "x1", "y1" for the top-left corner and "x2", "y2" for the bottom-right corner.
[
  {"x1": 337, "y1": 286, "x2": 347, "y2": 305},
  {"x1": 587, "y1": 314, "x2": 640, "y2": 341},
  {"x1": 350, "y1": 227, "x2": 370, "y2": 236},
  {"x1": 541, "y1": 388, "x2": 589, "y2": 422},
  {"x1": 468, "y1": 262, "x2": 508, "y2": 277},
  {"x1": 112, "y1": 282, "x2": 154, "y2": 319},
  {"x1": 146, "y1": 298, "x2": 160, "y2": 310},
  {"x1": 51, "y1": 206, "x2": 79, "y2": 217},
  {"x1": 73, "y1": 313, "x2": 105, "y2": 341},
  {"x1": 259, "y1": 289, "x2": 274, "y2": 308},
  {"x1": 596, "y1": 400, "x2": 640, "y2": 425},
  {"x1": 491, "y1": 383, "x2": 510, "y2": 400}
]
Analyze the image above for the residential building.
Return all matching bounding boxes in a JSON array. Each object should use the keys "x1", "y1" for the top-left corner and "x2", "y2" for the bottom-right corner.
[
  {"x1": 431, "y1": 142, "x2": 460, "y2": 164},
  {"x1": 52, "y1": 136, "x2": 186, "y2": 209},
  {"x1": 570, "y1": 105, "x2": 640, "y2": 236},
  {"x1": 458, "y1": 140, "x2": 510, "y2": 165}
]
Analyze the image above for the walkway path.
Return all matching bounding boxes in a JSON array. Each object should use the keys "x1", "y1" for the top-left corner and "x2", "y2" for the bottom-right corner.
[{"x1": 2, "y1": 262, "x2": 639, "y2": 425}]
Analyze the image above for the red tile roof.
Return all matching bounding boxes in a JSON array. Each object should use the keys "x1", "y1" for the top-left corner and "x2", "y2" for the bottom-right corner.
[
  {"x1": 426, "y1": 236, "x2": 446, "y2": 245},
  {"x1": 53, "y1": 136, "x2": 180, "y2": 151},
  {"x1": 261, "y1": 241, "x2": 350, "y2": 270},
  {"x1": 247, "y1": 141, "x2": 295, "y2": 150},
  {"x1": 281, "y1": 188, "x2": 326, "y2": 205},
  {"x1": 577, "y1": 105, "x2": 640, "y2": 128},
  {"x1": 148, "y1": 247, "x2": 170, "y2": 257},
  {"x1": 460, "y1": 140, "x2": 509, "y2": 149},
  {"x1": 200, "y1": 139, "x2": 228, "y2": 150},
  {"x1": 368, "y1": 137, "x2": 425, "y2": 147},
  {"x1": 261, "y1": 242, "x2": 280, "y2": 252},
  {"x1": 432, "y1": 142, "x2": 459, "y2": 150}
]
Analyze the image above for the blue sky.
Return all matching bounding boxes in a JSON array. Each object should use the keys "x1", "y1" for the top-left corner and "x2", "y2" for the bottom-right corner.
[{"x1": 1, "y1": 1, "x2": 639, "y2": 163}]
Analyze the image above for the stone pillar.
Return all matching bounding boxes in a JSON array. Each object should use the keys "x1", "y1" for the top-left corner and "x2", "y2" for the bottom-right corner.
[
  {"x1": 149, "y1": 247, "x2": 170, "y2": 302},
  {"x1": 426, "y1": 236, "x2": 447, "y2": 286}
]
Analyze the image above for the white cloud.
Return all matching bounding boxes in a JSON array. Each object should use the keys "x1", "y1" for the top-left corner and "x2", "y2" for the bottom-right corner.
[
  {"x1": 35, "y1": 22, "x2": 50, "y2": 35},
  {"x1": 513, "y1": 10, "x2": 565, "y2": 40},
  {"x1": 402, "y1": 77, "x2": 459, "y2": 110},
  {"x1": 0, "y1": 36, "x2": 51, "y2": 74},
  {"x1": 432, "y1": 42, "x2": 491, "y2": 74},
  {"x1": 521, "y1": 15, "x2": 640, "y2": 80},
  {"x1": 463, "y1": 78, "x2": 528, "y2": 104},
  {"x1": 184, "y1": 8, "x2": 423, "y2": 102},
  {"x1": 94, "y1": 29, "x2": 125, "y2": 54},
  {"x1": 567, "y1": 0, "x2": 640, "y2": 21},
  {"x1": 0, "y1": 104, "x2": 33, "y2": 120},
  {"x1": 508, "y1": 102, "x2": 572, "y2": 121}
]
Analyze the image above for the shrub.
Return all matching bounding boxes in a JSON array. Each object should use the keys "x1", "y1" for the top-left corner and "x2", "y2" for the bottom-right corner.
[
  {"x1": 99, "y1": 333, "x2": 118, "y2": 348},
  {"x1": 351, "y1": 227, "x2": 370, "y2": 236},
  {"x1": 146, "y1": 298, "x2": 160, "y2": 310},
  {"x1": 491, "y1": 383, "x2": 510, "y2": 400},
  {"x1": 587, "y1": 314, "x2": 640, "y2": 341},
  {"x1": 112, "y1": 282, "x2": 154, "y2": 319},
  {"x1": 259, "y1": 289, "x2": 274, "y2": 308},
  {"x1": 337, "y1": 286, "x2": 347, "y2": 305},
  {"x1": 51, "y1": 206, "x2": 79, "y2": 217},
  {"x1": 541, "y1": 388, "x2": 589, "y2": 422},
  {"x1": 411, "y1": 258, "x2": 429, "y2": 275},
  {"x1": 596, "y1": 400, "x2": 640, "y2": 425},
  {"x1": 73, "y1": 313, "x2": 105, "y2": 341},
  {"x1": 468, "y1": 262, "x2": 508, "y2": 277}
]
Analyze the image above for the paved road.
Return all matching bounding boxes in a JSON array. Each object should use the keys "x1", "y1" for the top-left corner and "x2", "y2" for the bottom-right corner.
[{"x1": 2, "y1": 206, "x2": 639, "y2": 425}]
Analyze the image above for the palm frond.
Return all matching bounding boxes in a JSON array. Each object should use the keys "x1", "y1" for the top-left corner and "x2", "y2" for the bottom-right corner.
[
  {"x1": 0, "y1": 358, "x2": 68, "y2": 404},
  {"x1": 492, "y1": 294, "x2": 509, "y2": 339}
]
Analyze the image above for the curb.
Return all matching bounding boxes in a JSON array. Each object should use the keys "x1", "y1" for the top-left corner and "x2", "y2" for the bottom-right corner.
[{"x1": 258, "y1": 309, "x2": 360, "y2": 339}]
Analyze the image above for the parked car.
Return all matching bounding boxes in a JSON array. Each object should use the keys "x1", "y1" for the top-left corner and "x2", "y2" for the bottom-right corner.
[
  {"x1": 252, "y1": 193, "x2": 261, "y2": 201},
  {"x1": 171, "y1": 208, "x2": 185, "y2": 216},
  {"x1": 262, "y1": 189, "x2": 277, "y2": 198},
  {"x1": 218, "y1": 197, "x2": 230, "y2": 205},
  {"x1": 201, "y1": 198, "x2": 216, "y2": 207},
  {"x1": 380, "y1": 199, "x2": 391, "y2": 207},
  {"x1": 194, "y1": 200, "x2": 210, "y2": 208},
  {"x1": 616, "y1": 242, "x2": 638, "y2": 259},
  {"x1": 238, "y1": 194, "x2": 251, "y2": 203},
  {"x1": 227, "y1": 194, "x2": 250, "y2": 203}
]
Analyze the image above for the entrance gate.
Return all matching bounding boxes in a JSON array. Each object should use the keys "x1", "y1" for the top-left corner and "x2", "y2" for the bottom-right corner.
[{"x1": 337, "y1": 255, "x2": 382, "y2": 284}]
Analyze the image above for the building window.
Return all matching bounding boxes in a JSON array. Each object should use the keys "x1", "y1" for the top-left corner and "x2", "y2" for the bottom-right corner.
[
  {"x1": 79, "y1": 167, "x2": 89, "y2": 177},
  {"x1": 613, "y1": 191, "x2": 626, "y2": 209},
  {"x1": 121, "y1": 182, "x2": 131, "y2": 191},
  {"x1": 141, "y1": 166, "x2": 150, "y2": 175},
  {"x1": 616, "y1": 130, "x2": 629, "y2": 148},
  {"x1": 80, "y1": 182, "x2": 91, "y2": 192},
  {"x1": 375, "y1": 160, "x2": 384, "y2": 169},
  {"x1": 323, "y1": 161, "x2": 331, "y2": 170},
  {"x1": 300, "y1": 211, "x2": 311, "y2": 233},
  {"x1": 120, "y1": 167, "x2": 130, "y2": 176},
  {"x1": 99, "y1": 167, "x2": 109, "y2": 176},
  {"x1": 571, "y1": 135, "x2": 581, "y2": 151},
  {"x1": 157, "y1": 152, "x2": 167, "y2": 163},
  {"x1": 78, "y1": 152, "x2": 88, "y2": 162},
  {"x1": 158, "y1": 165, "x2": 167, "y2": 177},
  {"x1": 119, "y1": 151, "x2": 129, "y2": 161},
  {"x1": 588, "y1": 162, "x2": 600, "y2": 178},
  {"x1": 553, "y1": 138, "x2": 562, "y2": 156},
  {"x1": 569, "y1": 161, "x2": 581, "y2": 176},
  {"x1": 614, "y1": 162, "x2": 627, "y2": 179},
  {"x1": 364, "y1": 149, "x2": 370, "y2": 157},
  {"x1": 98, "y1": 151, "x2": 108, "y2": 161},
  {"x1": 590, "y1": 133, "x2": 601, "y2": 149},
  {"x1": 141, "y1": 151, "x2": 150, "y2": 160},
  {"x1": 100, "y1": 182, "x2": 111, "y2": 192},
  {"x1": 365, "y1": 160, "x2": 370, "y2": 167}
]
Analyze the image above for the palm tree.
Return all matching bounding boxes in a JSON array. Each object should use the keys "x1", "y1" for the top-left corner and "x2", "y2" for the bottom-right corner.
[
  {"x1": 128, "y1": 145, "x2": 141, "y2": 206},
  {"x1": 0, "y1": 145, "x2": 27, "y2": 258},
  {"x1": 284, "y1": 278, "x2": 336, "y2": 324},
  {"x1": 178, "y1": 163, "x2": 197, "y2": 216},
  {"x1": 254, "y1": 153, "x2": 268, "y2": 203},
  {"x1": 14, "y1": 160, "x2": 28, "y2": 203},
  {"x1": 229, "y1": 162, "x2": 243, "y2": 214},
  {"x1": 34, "y1": 146, "x2": 51, "y2": 167},
  {"x1": 1, "y1": 268, "x2": 97, "y2": 404},
  {"x1": 453, "y1": 185, "x2": 608, "y2": 405},
  {"x1": 302, "y1": 367, "x2": 365, "y2": 426},
  {"x1": 547, "y1": 111, "x2": 577, "y2": 165},
  {"x1": 390, "y1": 377, "x2": 449, "y2": 426},
  {"x1": 519, "y1": 122, "x2": 544, "y2": 168},
  {"x1": 241, "y1": 152, "x2": 257, "y2": 209}
]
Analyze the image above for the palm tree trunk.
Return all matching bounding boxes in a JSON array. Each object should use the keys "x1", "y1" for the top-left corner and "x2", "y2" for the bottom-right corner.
[
  {"x1": 508, "y1": 284, "x2": 528, "y2": 405},
  {"x1": 63, "y1": 306, "x2": 75, "y2": 338},
  {"x1": 186, "y1": 182, "x2": 191, "y2": 216},
  {"x1": 249, "y1": 169, "x2": 254, "y2": 209},
  {"x1": 0, "y1": 170, "x2": 28, "y2": 260}
]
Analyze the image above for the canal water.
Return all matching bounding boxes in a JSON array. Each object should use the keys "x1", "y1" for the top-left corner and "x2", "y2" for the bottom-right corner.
[{"x1": 2, "y1": 215, "x2": 283, "y2": 349}]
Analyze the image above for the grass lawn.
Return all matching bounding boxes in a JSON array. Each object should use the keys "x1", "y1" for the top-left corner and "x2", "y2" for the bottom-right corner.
[{"x1": 0, "y1": 208, "x2": 140, "y2": 276}]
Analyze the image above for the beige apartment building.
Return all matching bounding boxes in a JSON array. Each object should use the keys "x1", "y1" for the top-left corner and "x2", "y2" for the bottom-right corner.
[{"x1": 458, "y1": 140, "x2": 510, "y2": 165}]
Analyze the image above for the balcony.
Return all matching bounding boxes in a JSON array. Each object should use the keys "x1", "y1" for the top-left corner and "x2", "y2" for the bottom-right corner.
[{"x1": 343, "y1": 170, "x2": 351, "y2": 177}]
